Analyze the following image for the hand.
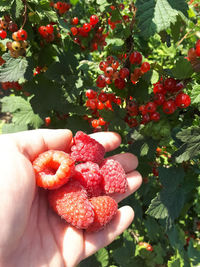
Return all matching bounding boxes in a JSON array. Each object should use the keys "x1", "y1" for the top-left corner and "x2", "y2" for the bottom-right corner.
[{"x1": 0, "y1": 129, "x2": 142, "y2": 267}]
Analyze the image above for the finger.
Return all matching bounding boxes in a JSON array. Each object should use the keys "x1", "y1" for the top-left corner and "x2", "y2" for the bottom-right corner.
[
  {"x1": 107, "y1": 152, "x2": 138, "y2": 173},
  {"x1": 89, "y1": 132, "x2": 121, "y2": 152},
  {"x1": 111, "y1": 171, "x2": 143, "y2": 203},
  {"x1": 83, "y1": 206, "x2": 134, "y2": 258},
  {"x1": 12, "y1": 129, "x2": 73, "y2": 161}
]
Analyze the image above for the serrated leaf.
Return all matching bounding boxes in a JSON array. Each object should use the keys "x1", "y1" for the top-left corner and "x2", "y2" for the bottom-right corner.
[
  {"x1": 135, "y1": 0, "x2": 188, "y2": 38},
  {"x1": 159, "y1": 167, "x2": 185, "y2": 192},
  {"x1": 146, "y1": 187, "x2": 185, "y2": 220},
  {"x1": 191, "y1": 84, "x2": 200, "y2": 104},
  {"x1": 172, "y1": 126, "x2": 200, "y2": 163},
  {"x1": 171, "y1": 57, "x2": 194, "y2": 79},
  {"x1": 0, "y1": 54, "x2": 29, "y2": 82},
  {"x1": 1, "y1": 96, "x2": 43, "y2": 129}
]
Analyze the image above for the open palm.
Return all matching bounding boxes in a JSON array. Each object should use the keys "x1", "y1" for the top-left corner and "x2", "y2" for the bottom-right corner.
[{"x1": 0, "y1": 129, "x2": 142, "y2": 267}]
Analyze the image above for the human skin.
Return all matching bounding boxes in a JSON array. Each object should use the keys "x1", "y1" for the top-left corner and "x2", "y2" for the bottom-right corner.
[{"x1": 0, "y1": 129, "x2": 142, "y2": 267}]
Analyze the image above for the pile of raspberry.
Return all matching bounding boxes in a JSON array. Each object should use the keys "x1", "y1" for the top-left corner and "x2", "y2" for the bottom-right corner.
[{"x1": 32, "y1": 131, "x2": 128, "y2": 232}]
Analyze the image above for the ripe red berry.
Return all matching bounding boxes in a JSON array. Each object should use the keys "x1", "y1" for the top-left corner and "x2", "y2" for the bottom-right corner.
[
  {"x1": 154, "y1": 93, "x2": 165, "y2": 105},
  {"x1": 17, "y1": 29, "x2": 28, "y2": 40},
  {"x1": 46, "y1": 24, "x2": 54, "y2": 34},
  {"x1": 195, "y1": 40, "x2": 200, "y2": 57},
  {"x1": 98, "y1": 117, "x2": 106, "y2": 126},
  {"x1": 33, "y1": 150, "x2": 75, "y2": 189},
  {"x1": 145, "y1": 102, "x2": 157, "y2": 113},
  {"x1": 83, "y1": 23, "x2": 91, "y2": 32},
  {"x1": 106, "y1": 56, "x2": 114, "y2": 64},
  {"x1": 72, "y1": 17, "x2": 79, "y2": 25},
  {"x1": 114, "y1": 78, "x2": 125, "y2": 89},
  {"x1": 164, "y1": 78, "x2": 176, "y2": 92},
  {"x1": 163, "y1": 100, "x2": 176, "y2": 114},
  {"x1": 175, "y1": 93, "x2": 191, "y2": 108},
  {"x1": 188, "y1": 48, "x2": 197, "y2": 61},
  {"x1": 141, "y1": 62, "x2": 150, "y2": 73},
  {"x1": 8, "y1": 22, "x2": 18, "y2": 32},
  {"x1": 85, "y1": 89, "x2": 97, "y2": 99},
  {"x1": 150, "y1": 112, "x2": 160, "y2": 122},
  {"x1": 91, "y1": 119, "x2": 100, "y2": 128},
  {"x1": 129, "y1": 51, "x2": 142, "y2": 64},
  {"x1": 45, "y1": 116, "x2": 51, "y2": 126},
  {"x1": 153, "y1": 83, "x2": 166, "y2": 94},
  {"x1": 119, "y1": 68, "x2": 129, "y2": 79},
  {"x1": 139, "y1": 242, "x2": 154, "y2": 252},
  {"x1": 98, "y1": 92, "x2": 108, "y2": 102},
  {"x1": 38, "y1": 26, "x2": 48, "y2": 38},
  {"x1": 71, "y1": 27, "x2": 78, "y2": 36},
  {"x1": 0, "y1": 30, "x2": 7, "y2": 39},
  {"x1": 99, "y1": 61, "x2": 108, "y2": 71},
  {"x1": 96, "y1": 75, "x2": 106, "y2": 88},
  {"x1": 90, "y1": 15, "x2": 99, "y2": 25}
]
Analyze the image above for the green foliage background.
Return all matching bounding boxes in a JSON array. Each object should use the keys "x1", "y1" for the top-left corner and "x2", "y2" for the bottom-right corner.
[{"x1": 0, "y1": 0, "x2": 200, "y2": 266}]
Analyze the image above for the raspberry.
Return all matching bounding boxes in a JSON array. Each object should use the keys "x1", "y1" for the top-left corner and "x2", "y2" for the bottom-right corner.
[
  {"x1": 86, "y1": 196, "x2": 118, "y2": 232},
  {"x1": 70, "y1": 131, "x2": 105, "y2": 164},
  {"x1": 48, "y1": 180, "x2": 94, "y2": 229},
  {"x1": 33, "y1": 150, "x2": 75, "y2": 189},
  {"x1": 100, "y1": 158, "x2": 127, "y2": 194},
  {"x1": 73, "y1": 161, "x2": 103, "y2": 197}
]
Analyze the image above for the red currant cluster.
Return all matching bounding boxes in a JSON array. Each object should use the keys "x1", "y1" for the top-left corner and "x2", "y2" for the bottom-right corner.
[
  {"x1": 52, "y1": 1, "x2": 71, "y2": 15},
  {"x1": 96, "y1": 53, "x2": 150, "y2": 90},
  {"x1": 38, "y1": 24, "x2": 55, "y2": 43},
  {"x1": 1, "y1": 81, "x2": 22, "y2": 90},
  {"x1": 84, "y1": 89, "x2": 122, "y2": 128},
  {"x1": 70, "y1": 15, "x2": 107, "y2": 51},
  {"x1": 6, "y1": 29, "x2": 28, "y2": 58},
  {"x1": 140, "y1": 77, "x2": 190, "y2": 124},
  {"x1": 0, "y1": 16, "x2": 18, "y2": 39}
]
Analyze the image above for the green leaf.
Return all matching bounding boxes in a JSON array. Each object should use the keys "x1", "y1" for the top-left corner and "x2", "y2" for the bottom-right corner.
[
  {"x1": 1, "y1": 96, "x2": 43, "y2": 130},
  {"x1": 2, "y1": 123, "x2": 28, "y2": 134},
  {"x1": 187, "y1": 240, "x2": 200, "y2": 266},
  {"x1": 191, "y1": 84, "x2": 200, "y2": 105},
  {"x1": 172, "y1": 126, "x2": 200, "y2": 163},
  {"x1": 146, "y1": 187, "x2": 185, "y2": 220},
  {"x1": 0, "y1": 53, "x2": 29, "y2": 82},
  {"x1": 159, "y1": 167, "x2": 185, "y2": 192},
  {"x1": 95, "y1": 248, "x2": 109, "y2": 267},
  {"x1": 135, "y1": 0, "x2": 188, "y2": 38},
  {"x1": 171, "y1": 57, "x2": 194, "y2": 79},
  {"x1": 11, "y1": 0, "x2": 24, "y2": 19}
]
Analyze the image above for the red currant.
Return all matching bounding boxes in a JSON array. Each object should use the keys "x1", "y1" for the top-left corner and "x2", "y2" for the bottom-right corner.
[
  {"x1": 150, "y1": 112, "x2": 160, "y2": 122},
  {"x1": 90, "y1": 15, "x2": 99, "y2": 25},
  {"x1": 119, "y1": 68, "x2": 129, "y2": 79},
  {"x1": 114, "y1": 78, "x2": 125, "y2": 89},
  {"x1": 0, "y1": 30, "x2": 7, "y2": 39},
  {"x1": 175, "y1": 93, "x2": 191, "y2": 108},
  {"x1": 188, "y1": 47, "x2": 197, "y2": 61},
  {"x1": 72, "y1": 17, "x2": 79, "y2": 25},
  {"x1": 154, "y1": 93, "x2": 165, "y2": 105},
  {"x1": 195, "y1": 40, "x2": 200, "y2": 57},
  {"x1": 85, "y1": 89, "x2": 97, "y2": 99},
  {"x1": 46, "y1": 24, "x2": 54, "y2": 34},
  {"x1": 91, "y1": 119, "x2": 99, "y2": 128},
  {"x1": 99, "y1": 61, "x2": 108, "y2": 71},
  {"x1": 98, "y1": 92, "x2": 108, "y2": 102},
  {"x1": 145, "y1": 102, "x2": 157, "y2": 113},
  {"x1": 96, "y1": 75, "x2": 106, "y2": 88},
  {"x1": 17, "y1": 29, "x2": 28, "y2": 40},
  {"x1": 83, "y1": 23, "x2": 91, "y2": 33},
  {"x1": 71, "y1": 27, "x2": 78, "y2": 36},
  {"x1": 129, "y1": 51, "x2": 142, "y2": 64},
  {"x1": 164, "y1": 78, "x2": 176, "y2": 92},
  {"x1": 141, "y1": 62, "x2": 150, "y2": 73},
  {"x1": 163, "y1": 100, "x2": 176, "y2": 114}
]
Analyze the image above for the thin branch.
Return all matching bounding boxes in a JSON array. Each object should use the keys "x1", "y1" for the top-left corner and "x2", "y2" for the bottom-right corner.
[{"x1": 21, "y1": 0, "x2": 28, "y2": 29}]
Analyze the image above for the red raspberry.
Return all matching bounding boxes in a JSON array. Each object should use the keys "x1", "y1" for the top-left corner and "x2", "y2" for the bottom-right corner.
[
  {"x1": 100, "y1": 158, "x2": 127, "y2": 194},
  {"x1": 33, "y1": 150, "x2": 75, "y2": 189},
  {"x1": 70, "y1": 131, "x2": 105, "y2": 164},
  {"x1": 48, "y1": 180, "x2": 94, "y2": 229},
  {"x1": 73, "y1": 161, "x2": 103, "y2": 197},
  {"x1": 86, "y1": 196, "x2": 118, "y2": 232}
]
